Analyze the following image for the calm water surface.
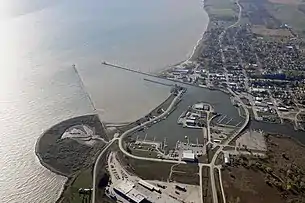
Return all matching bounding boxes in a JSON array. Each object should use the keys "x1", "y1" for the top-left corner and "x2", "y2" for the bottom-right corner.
[{"x1": 0, "y1": 0, "x2": 209, "y2": 202}]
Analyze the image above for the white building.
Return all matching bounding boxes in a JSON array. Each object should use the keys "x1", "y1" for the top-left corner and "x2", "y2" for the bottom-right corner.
[
  {"x1": 138, "y1": 180, "x2": 161, "y2": 193},
  {"x1": 193, "y1": 103, "x2": 204, "y2": 111},
  {"x1": 182, "y1": 150, "x2": 195, "y2": 162},
  {"x1": 113, "y1": 180, "x2": 148, "y2": 203}
]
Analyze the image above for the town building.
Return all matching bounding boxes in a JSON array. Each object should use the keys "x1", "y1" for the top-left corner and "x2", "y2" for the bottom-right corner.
[
  {"x1": 113, "y1": 180, "x2": 151, "y2": 203},
  {"x1": 182, "y1": 150, "x2": 196, "y2": 162}
]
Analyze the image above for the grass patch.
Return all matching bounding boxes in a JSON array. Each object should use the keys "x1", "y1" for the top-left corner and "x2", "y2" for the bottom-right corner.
[
  {"x1": 171, "y1": 172, "x2": 200, "y2": 185},
  {"x1": 173, "y1": 163, "x2": 199, "y2": 174},
  {"x1": 266, "y1": 3, "x2": 305, "y2": 33},
  {"x1": 58, "y1": 168, "x2": 93, "y2": 203},
  {"x1": 205, "y1": 0, "x2": 238, "y2": 21},
  {"x1": 202, "y1": 166, "x2": 213, "y2": 203},
  {"x1": 117, "y1": 151, "x2": 172, "y2": 181}
]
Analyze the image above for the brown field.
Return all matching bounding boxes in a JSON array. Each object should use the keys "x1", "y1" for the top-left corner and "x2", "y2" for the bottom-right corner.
[
  {"x1": 222, "y1": 134, "x2": 305, "y2": 203},
  {"x1": 252, "y1": 25, "x2": 292, "y2": 37},
  {"x1": 222, "y1": 167, "x2": 285, "y2": 203}
]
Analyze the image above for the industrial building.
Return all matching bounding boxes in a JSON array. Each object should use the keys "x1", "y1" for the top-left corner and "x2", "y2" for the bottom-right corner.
[
  {"x1": 138, "y1": 180, "x2": 161, "y2": 193},
  {"x1": 193, "y1": 103, "x2": 204, "y2": 111},
  {"x1": 181, "y1": 150, "x2": 195, "y2": 162},
  {"x1": 113, "y1": 180, "x2": 151, "y2": 203}
]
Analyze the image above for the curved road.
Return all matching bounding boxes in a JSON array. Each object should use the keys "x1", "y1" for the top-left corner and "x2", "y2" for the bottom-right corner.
[
  {"x1": 118, "y1": 90, "x2": 211, "y2": 166},
  {"x1": 118, "y1": 91, "x2": 185, "y2": 163},
  {"x1": 92, "y1": 138, "x2": 117, "y2": 203},
  {"x1": 210, "y1": 88, "x2": 250, "y2": 203},
  {"x1": 211, "y1": 1, "x2": 244, "y2": 203},
  {"x1": 92, "y1": 89, "x2": 211, "y2": 203}
]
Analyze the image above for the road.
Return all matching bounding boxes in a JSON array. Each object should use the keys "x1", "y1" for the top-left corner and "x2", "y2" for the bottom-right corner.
[
  {"x1": 294, "y1": 109, "x2": 305, "y2": 130},
  {"x1": 209, "y1": 88, "x2": 250, "y2": 203},
  {"x1": 209, "y1": 2, "x2": 244, "y2": 202},
  {"x1": 216, "y1": 166, "x2": 226, "y2": 203},
  {"x1": 92, "y1": 138, "x2": 117, "y2": 203},
  {"x1": 118, "y1": 90, "x2": 187, "y2": 165}
]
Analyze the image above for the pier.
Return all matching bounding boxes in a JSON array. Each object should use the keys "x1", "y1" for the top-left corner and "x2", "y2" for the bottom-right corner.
[
  {"x1": 101, "y1": 61, "x2": 202, "y2": 88},
  {"x1": 102, "y1": 61, "x2": 159, "y2": 79}
]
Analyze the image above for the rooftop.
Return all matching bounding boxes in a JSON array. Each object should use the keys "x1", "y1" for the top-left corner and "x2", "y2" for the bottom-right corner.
[{"x1": 114, "y1": 180, "x2": 147, "y2": 203}]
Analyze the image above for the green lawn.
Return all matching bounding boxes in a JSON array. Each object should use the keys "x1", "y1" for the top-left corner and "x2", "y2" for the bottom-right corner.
[{"x1": 61, "y1": 168, "x2": 93, "y2": 203}]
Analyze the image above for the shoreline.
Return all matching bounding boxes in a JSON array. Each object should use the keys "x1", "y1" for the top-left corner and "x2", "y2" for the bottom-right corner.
[
  {"x1": 187, "y1": 0, "x2": 211, "y2": 62},
  {"x1": 34, "y1": 113, "x2": 98, "y2": 178},
  {"x1": 37, "y1": 0, "x2": 211, "y2": 183},
  {"x1": 35, "y1": 114, "x2": 106, "y2": 203},
  {"x1": 157, "y1": 0, "x2": 210, "y2": 74},
  {"x1": 35, "y1": 130, "x2": 69, "y2": 178},
  {"x1": 37, "y1": 93, "x2": 176, "y2": 202}
]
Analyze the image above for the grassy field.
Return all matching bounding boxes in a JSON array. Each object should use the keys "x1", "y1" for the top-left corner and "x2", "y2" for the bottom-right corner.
[
  {"x1": 202, "y1": 166, "x2": 213, "y2": 203},
  {"x1": 36, "y1": 115, "x2": 107, "y2": 177},
  {"x1": 205, "y1": 0, "x2": 238, "y2": 21},
  {"x1": 169, "y1": 163, "x2": 200, "y2": 185},
  {"x1": 222, "y1": 134, "x2": 305, "y2": 203},
  {"x1": 266, "y1": 3, "x2": 305, "y2": 33},
  {"x1": 58, "y1": 168, "x2": 93, "y2": 203},
  {"x1": 171, "y1": 172, "x2": 200, "y2": 185},
  {"x1": 214, "y1": 169, "x2": 224, "y2": 203},
  {"x1": 131, "y1": 149, "x2": 158, "y2": 158},
  {"x1": 117, "y1": 151, "x2": 173, "y2": 181}
]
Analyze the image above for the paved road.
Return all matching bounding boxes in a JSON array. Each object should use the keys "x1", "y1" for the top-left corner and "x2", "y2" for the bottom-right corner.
[
  {"x1": 210, "y1": 89, "x2": 250, "y2": 203},
  {"x1": 216, "y1": 166, "x2": 226, "y2": 203},
  {"x1": 118, "y1": 91, "x2": 186, "y2": 164},
  {"x1": 210, "y1": 2, "x2": 244, "y2": 203},
  {"x1": 92, "y1": 138, "x2": 117, "y2": 203}
]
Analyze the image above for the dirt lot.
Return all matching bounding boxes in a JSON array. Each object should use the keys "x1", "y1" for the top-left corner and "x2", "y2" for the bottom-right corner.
[{"x1": 222, "y1": 134, "x2": 305, "y2": 203}]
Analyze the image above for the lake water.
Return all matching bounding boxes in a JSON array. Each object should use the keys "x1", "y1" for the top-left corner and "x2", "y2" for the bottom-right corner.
[{"x1": 0, "y1": 0, "x2": 209, "y2": 202}]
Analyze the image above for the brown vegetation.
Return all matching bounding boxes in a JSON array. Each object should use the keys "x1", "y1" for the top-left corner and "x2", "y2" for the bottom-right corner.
[
  {"x1": 222, "y1": 134, "x2": 305, "y2": 203},
  {"x1": 36, "y1": 115, "x2": 107, "y2": 177}
]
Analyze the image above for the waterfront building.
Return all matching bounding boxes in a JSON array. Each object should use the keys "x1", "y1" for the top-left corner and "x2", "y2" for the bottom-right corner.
[
  {"x1": 182, "y1": 150, "x2": 195, "y2": 162},
  {"x1": 113, "y1": 180, "x2": 149, "y2": 203}
]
